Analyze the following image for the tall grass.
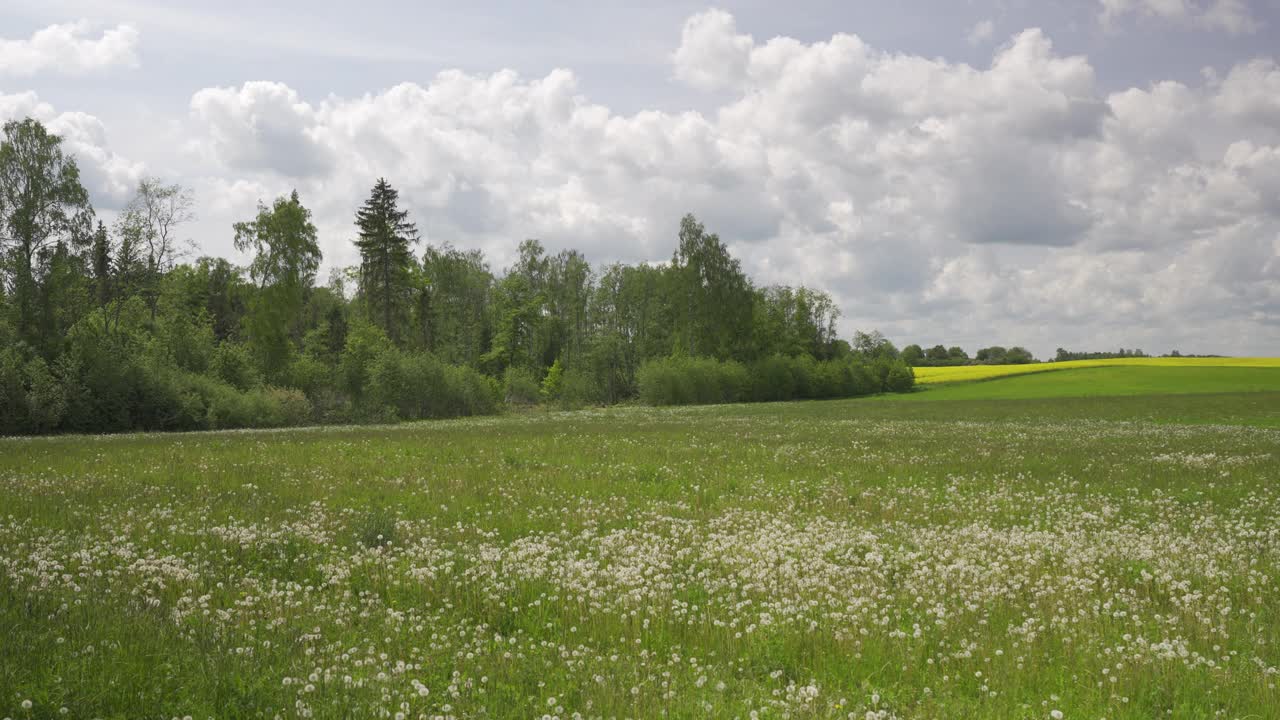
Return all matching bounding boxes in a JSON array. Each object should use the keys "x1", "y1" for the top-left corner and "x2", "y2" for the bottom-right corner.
[{"x1": 1, "y1": 393, "x2": 1277, "y2": 718}]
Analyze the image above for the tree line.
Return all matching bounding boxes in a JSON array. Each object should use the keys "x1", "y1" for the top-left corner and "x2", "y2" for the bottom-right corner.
[
  {"x1": 0, "y1": 118, "x2": 915, "y2": 434},
  {"x1": 901, "y1": 344, "x2": 1035, "y2": 367}
]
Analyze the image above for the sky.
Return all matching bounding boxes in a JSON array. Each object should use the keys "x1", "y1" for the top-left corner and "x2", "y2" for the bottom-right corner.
[{"x1": 2, "y1": 0, "x2": 1279, "y2": 358}]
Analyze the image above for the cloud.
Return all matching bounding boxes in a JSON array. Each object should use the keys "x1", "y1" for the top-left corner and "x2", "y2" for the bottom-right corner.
[
  {"x1": 0, "y1": 20, "x2": 139, "y2": 77},
  {"x1": 967, "y1": 19, "x2": 995, "y2": 46},
  {"x1": 672, "y1": 9, "x2": 753, "y2": 91},
  {"x1": 165, "y1": 9, "x2": 1280, "y2": 356},
  {"x1": 1098, "y1": 0, "x2": 1260, "y2": 34},
  {"x1": 0, "y1": 91, "x2": 144, "y2": 206},
  {"x1": 189, "y1": 82, "x2": 334, "y2": 178}
]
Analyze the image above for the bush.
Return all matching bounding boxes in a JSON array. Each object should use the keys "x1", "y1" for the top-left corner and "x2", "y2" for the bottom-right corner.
[
  {"x1": 540, "y1": 359, "x2": 564, "y2": 402},
  {"x1": 20, "y1": 358, "x2": 67, "y2": 434},
  {"x1": 638, "y1": 354, "x2": 905, "y2": 407},
  {"x1": 884, "y1": 361, "x2": 916, "y2": 393},
  {"x1": 263, "y1": 386, "x2": 313, "y2": 426},
  {"x1": 211, "y1": 342, "x2": 259, "y2": 391},
  {"x1": 339, "y1": 322, "x2": 392, "y2": 400},
  {"x1": 749, "y1": 355, "x2": 797, "y2": 402},
  {"x1": 286, "y1": 354, "x2": 330, "y2": 397},
  {"x1": 503, "y1": 366, "x2": 541, "y2": 406},
  {"x1": 0, "y1": 349, "x2": 31, "y2": 435},
  {"x1": 810, "y1": 360, "x2": 850, "y2": 399},
  {"x1": 637, "y1": 356, "x2": 746, "y2": 406},
  {"x1": 848, "y1": 361, "x2": 879, "y2": 396},
  {"x1": 558, "y1": 367, "x2": 601, "y2": 409},
  {"x1": 364, "y1": 348, "x2": 500, "y2": 421}
]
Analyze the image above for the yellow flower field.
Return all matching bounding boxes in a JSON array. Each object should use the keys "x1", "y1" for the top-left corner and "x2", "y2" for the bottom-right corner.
[{"x1": 913, "y1": 357, "x2": 1280, "y2": 384}]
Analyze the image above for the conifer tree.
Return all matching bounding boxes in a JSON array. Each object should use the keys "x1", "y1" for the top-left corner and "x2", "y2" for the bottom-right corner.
[{"x1": 354, "y1": 178, "x2": 419, "y2": 343}]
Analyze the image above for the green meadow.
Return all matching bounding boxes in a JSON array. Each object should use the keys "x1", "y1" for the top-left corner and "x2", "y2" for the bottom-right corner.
[
  {"x1": 901, "y1": 365, "x2": 1280, "y2": 402},
  {"x1": 2, "y1": 365, "x2": 1279, "y2": 719}
]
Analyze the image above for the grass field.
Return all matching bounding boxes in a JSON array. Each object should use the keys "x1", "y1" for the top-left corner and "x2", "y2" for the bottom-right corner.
[
  {"x1": 913, "y1": 356, "x2": 1280, "y2": 384},
  {"x1": 3, "y1": 373, "x2": 1280, "y2": 718},
  {"x1": 903, "y1": 365, "x2": 1280, "y2": 402}
]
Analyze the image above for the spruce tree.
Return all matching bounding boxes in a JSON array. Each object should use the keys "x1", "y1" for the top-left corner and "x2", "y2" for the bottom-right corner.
[
  {"x1": 354, "y1": 179, "x2": 419, "y2": 343},
  {"x1": 91, "y1": 222, "x2": 111, "y2": 310}
]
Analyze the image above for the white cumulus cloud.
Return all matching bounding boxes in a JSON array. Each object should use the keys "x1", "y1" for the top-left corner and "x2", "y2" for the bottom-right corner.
[
  {"x1": 1098, "y1": 0, "x2": 1260, "y2": 34},
  {"x1": 0, "y1": 21, "x2": 140, "y2": 77},
  {"x1": 967, "y1": 19, "x2": 996, "y2": 46},
  {"x1": 0, "y1": 91, "x2": 145, "y2": 206}
]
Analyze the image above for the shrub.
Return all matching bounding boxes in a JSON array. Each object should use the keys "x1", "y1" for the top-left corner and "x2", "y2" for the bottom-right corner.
[
  {"x1": 558, "y1": 367, "x2": 601, "y2": 409},
  {"x1": 0, "y1": 349, "x2": 30, "y2": 435},
  {"x1": 885, "y1": 361, "x2": 916, "y2": 393},
  {"x1": 541, "y1": 359, "x2": 564, "y2": 402},
  {"x1": 749, "y1": 355, "x2": 797, "y2": 402},
  {"x1": 365, "y1": 348, "x2": 500, "y2": 420},
  {"x1": 211, "y1": 342, "x2": 259, "y2": 391},
  {"x1": 287, "y1": 354, "x2": 330, "y2": 397},
  {"x1": 339, "y1": 322, "x2": 392, "y2": 400},
  {"x1": 262, "y1": 386, "x2": 313, "y2": 426},
  {"x1": 205, "y1": 380, "x2": 255, "y2": 429},
  {"x1": 503, "y1": 366, "x2": 541, "y2": 406},
  {"x1": 638, "y1": 356, "x2": 747, "y2": 406},
  {"x1": 21, "y1": 358, "x2": 67, "y2": 433},
  {"x1": 848, "y1": 361, "x2": 879, "y2": 396},
  {"x1": 638, "y1": 354, "x2": 899, "y2": 407}
]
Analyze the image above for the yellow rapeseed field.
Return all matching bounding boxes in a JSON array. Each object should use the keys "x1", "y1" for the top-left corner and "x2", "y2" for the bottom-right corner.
[{"x1": 913, "y1": 357, "x2": 1280, "y2": 384}]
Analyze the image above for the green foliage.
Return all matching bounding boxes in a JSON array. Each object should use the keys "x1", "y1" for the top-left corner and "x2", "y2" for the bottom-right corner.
[
  {"x1": 557, "y1": 367, "x2": 600, "y2": 410},
  {"x1": 640, "y1": 354, "x2": 914, "y2": 406},
  {"x1": 885, "y1": 361, "x2": 916, "y2": 393},
  {"x1": 0, "y1": 120, "x2": 962, "y2": 435},
  {"x1": 285, "y1": 353, "x2": 329, "y2": 397},
  {"x1": 204, "y1": 382, "x2": 312, "y2": 429},
  {"x1": 151, "y1": 311, "x2": 216, "y2": 374},
  {"x1": 540, "y1": 358, "x2": 564, "y2": 402},
  {"x1": 420, "y1": 243, "x2": 492, "y2": 365},
  {"x1": 354, "y1": 178, "x2": 419, "y2": 343},
  {"x1": 364, "y1": 348, "x2": 498, "y2": 421},
  {"x1": 0, "y1": 118, "x2": 93, "y2": 351},
  {"x1": 210, "y1": 342, "x2": 259, "y2": 391},
  {"x1": 637, "y1": 356, "x2": 747, "y2": 406},
  {"x1": 901, "y1": 343, "x2": 924, "y2": 366},
  {"x1": 339, "y1": 321, "x2": 392, "y2": 400},
  {"x1": 234, "y1": 190, "x2": 321, "y2": 380},
  {"x1": 1005, "y1": 346, "x2": 1035, "y2": 364},
  {"x1": 669, "y1": 214, "x2": 754, "y2": 359},
  {"x1": 503, "y1": 366, "x2": 541, "y2": 406}
]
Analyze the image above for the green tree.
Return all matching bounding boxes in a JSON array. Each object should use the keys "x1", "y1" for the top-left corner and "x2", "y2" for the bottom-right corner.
[
  {"x1": 233, "y1": 191, "x2": 321, "y2": 380},
  {"x1": 1005, "y1": 346, "x2": 1035, "y2": 364},
  {"x1": 669, "y1": 214, "x2": 753, "y2": 360},
  {"x1": 901, "y1": 344, "x2": 924, "y2": 366},
  {"x1": 114, "y1": 178, "x2": 194, "y2": 320},
  {"x1": 90, "y1": 222, "x2": 111, "y2": 310},
  {"x1": 546, "y1": 249, "x2": 592, "y2": 369},
  {"x1": 0, "y1": 118, "x2": 93, "y2": 352},
  {"x1": 354, "y1": 178, "x2": 419, "y2": 343},
  {"x1": 420, "y1": 243, "x2": 493, "y2": 365},
  {"x1": 976, "y1": 346, "x2": 1007, "y2": 364},
  {"x1": 852, "y1": 330, "x2": 898, "y2": 360}
]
